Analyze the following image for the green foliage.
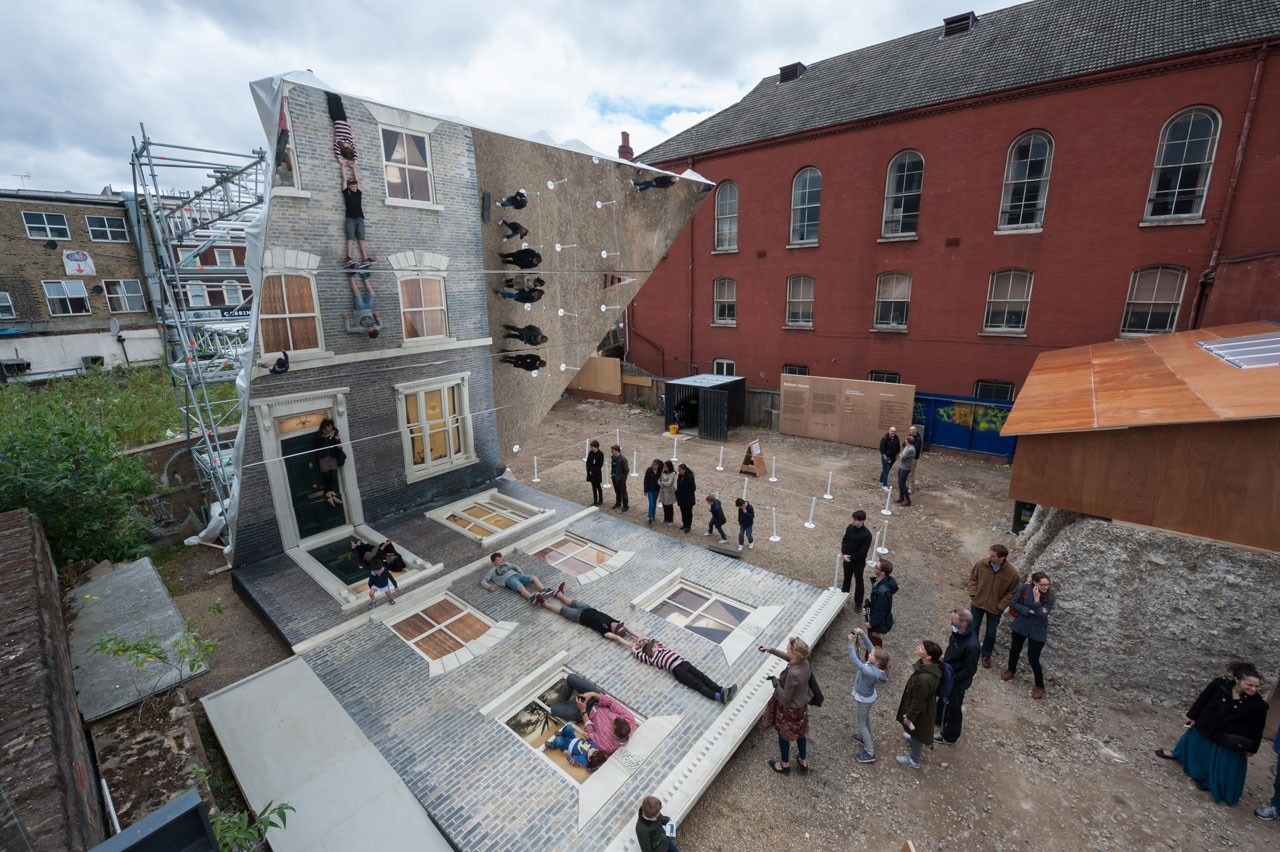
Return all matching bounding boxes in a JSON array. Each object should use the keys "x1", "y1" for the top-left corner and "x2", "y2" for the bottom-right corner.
[
  {"x1": 0, "y1": 413, "x2": 155, "y2": 564},
  {"x1": 191, "y1": 767, "x2": 295, "y2": 852},
  {"x1": 89, "y1": 599, "x2": 223, "y2": 696},
  {"x1": 635, "y1": 395, "x2": 658, "y2": 414}
]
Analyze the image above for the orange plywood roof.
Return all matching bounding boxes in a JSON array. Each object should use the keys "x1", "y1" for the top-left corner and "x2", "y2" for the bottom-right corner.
[{"x1": 1002, "y1": 322, "x2": 1280, "y2": 436}]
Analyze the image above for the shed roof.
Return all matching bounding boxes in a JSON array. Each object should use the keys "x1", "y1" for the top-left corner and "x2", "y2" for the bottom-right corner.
[
  {"x1": 640, "y1": 0, "x2": 1280, "y2": 164},
  {"x1": 1002, "y1": 322, "x2": 1280, "y2": 436}
]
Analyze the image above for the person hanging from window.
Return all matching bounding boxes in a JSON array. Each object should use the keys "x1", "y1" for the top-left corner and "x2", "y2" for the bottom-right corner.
[
  {"x1": 497, "y1": 190, "x2": 528, "y2": 209},
  {"x1": 327, "y1": 91, "x2": 359, "y2": 186},
  {"x1": 500, "y1": 352, "x2": 546, "y2": 372},
  {"x1": 493, "y1": 287, "x2": 544, "y2": 304},
  {"x1": 632, "y1": 175, "x2": 676, "y2": 192},
  {"x1": 501, "y1": 324, "x2": 548, "y2": 346},
  {"x1": 314, "y1": 418, "x2": 346, "y2": 506},
  {"x1": 344, "y1": 272, "x2": 380, "y2": 337},
  {"x1": 499, "y1": 248, "x2": 542, "y2": 269},
  {"x1": 258, "y1": 351, "x2": 289, "y2": 374},
  {"x1": 342, "y1": 178, "x2": 376, "y2": 269},
  {"x1": 498, "y1": 219, "x2": 529, "y2": 241}
]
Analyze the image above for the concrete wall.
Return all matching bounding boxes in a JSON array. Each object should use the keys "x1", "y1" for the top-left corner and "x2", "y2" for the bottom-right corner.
[
  {"x1": 1014, "y1": 507, "x2": 1280, "y2": 706},
  {"x1": 632, "y1": 47, "x2": 1280, "y2": 395}
]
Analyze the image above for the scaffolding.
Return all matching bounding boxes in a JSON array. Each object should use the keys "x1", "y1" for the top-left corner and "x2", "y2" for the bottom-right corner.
[{"x1": 129, "y1": 125, "x2": 267, "y2": 541}]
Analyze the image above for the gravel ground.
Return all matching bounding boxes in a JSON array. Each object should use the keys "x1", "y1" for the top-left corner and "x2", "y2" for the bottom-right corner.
[{"x1": 507, "y1": 398, "x2": 1277, "y2": 852}]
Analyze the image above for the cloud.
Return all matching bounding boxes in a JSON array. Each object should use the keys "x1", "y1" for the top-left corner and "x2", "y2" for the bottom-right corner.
[{"x1": 1, "y1": 0, "x2": 1007, "y2": 191}]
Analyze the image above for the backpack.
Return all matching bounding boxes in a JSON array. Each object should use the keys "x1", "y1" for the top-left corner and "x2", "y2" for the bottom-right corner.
[
  {"x1": 807, "y1": 672, "x2": 824, "y2": 707},
  {"x1": 937, "y1": 662, "x2": 955, "y2": 702}
]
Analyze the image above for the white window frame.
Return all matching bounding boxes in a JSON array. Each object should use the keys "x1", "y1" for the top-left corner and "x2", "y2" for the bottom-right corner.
[
  {"x1": 785, "y1": 275, "x2": 814, "y2": 327},
  {"x1": 103, "y1": 279, "x2": 146, "y2": 313},
  {"x1": 42, "y1": 280, "x2": 90, "y2": 316},
  {"x1": 533, "y1": 533, "x2": 620, "y2": 582},
  {"x1": 882, "y1": 150, "x2": 924, "y2": 237},
  {"x1": 789, "y1": 167, "x2": 821, "y2": 245},
  {"x1": 85, "y1": 215, "x2": 128, "y2": 242},
  {"x1": 0, "y1": 292, "x2": 14, "y2": 319},
  {"x1": 712, "y1": 359, "x2": 735, "y2": 376},
  {"x1": 258, "y1": 272, "x2": 322, "y2": 353},
  {"x1": 388, "y1": 593, "x2": 502, "y2": 674},
  {"x1": 425, "y1": 488, "x2": 547, "y2": 544},
  {"x1": 782, "y1": 364, "x2": 809, "y2": 376},
  {"x1": 714, "y1": 181, "x2": 739, "y2": 251},
  {"x1": 649, "y1": 582, "x2": 756, "y2": 648},
  {"x1": 398, "y1": 275, "x2": 450, "y2": 343},
  {"x1": 397, "y1": 373, "x2": 476, "y2": 482},
  {"x1": 271, "y1": 95, "x2": 308, "y2": 196},
  {"x1": 973, "y1": 380, "x2": 1016, "y2": 401},
  {"x1": 381, "y1": 126, "x2": 436, "y2": 207},
  {"x1": 998, "y1": 131, "x2": 1053, "y2": 230},
  {"x1": 1145, "y1": 107, "x2": 1220, "y2": 220},
  {"x1": 873, "y1": 272, "x2": 912, "y2": 330},
  {"x1": 23, "y1": 211, "x2": 70, "y2": 240},
  {"x1": 712, "y1": 278, "x2": 736, "y2": 325},
  {"x1": 1121, "y1": 266, "x2": 1187, "y2": 336},
  {"x1": 984, "y1": 269, "x2": 1034, "y2": 332},
  {"x1": 868, "y1": 370, "x2": 901, "y2": 384},
  {"x1": 214, "y1": 248, "x2": 236, "y2": 267}
]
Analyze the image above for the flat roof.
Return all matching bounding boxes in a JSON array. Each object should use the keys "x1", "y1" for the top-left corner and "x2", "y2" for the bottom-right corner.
[{"x1": 1002, "y1": 321, "x2": 1280, "y2": 436}]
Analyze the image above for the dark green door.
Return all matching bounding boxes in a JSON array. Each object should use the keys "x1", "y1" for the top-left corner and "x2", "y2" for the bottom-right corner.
[{"x1": 282, "y1": 432, "x2": 346, "y2": 539}]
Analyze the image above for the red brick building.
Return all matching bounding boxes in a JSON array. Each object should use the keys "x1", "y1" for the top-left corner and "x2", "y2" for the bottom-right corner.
[{"x1": 632, "y1": 0, "x2": 1280, "y2": 400}]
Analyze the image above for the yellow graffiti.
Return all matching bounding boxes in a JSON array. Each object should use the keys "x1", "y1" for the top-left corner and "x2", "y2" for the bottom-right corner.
[
  {"x1": 933, "y1": 403, "x2": 1008, "y2": 432},
  {"x1": 973, "y1": 405, "x2": 1009, "y2": 433},
  {"x1": 934, "y1": 405, "x2": 973, "y2": 427}
]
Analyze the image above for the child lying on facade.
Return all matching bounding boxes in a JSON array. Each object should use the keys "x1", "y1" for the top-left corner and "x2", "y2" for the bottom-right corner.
[{"x1": 543, "y1": 723, "x2": 607, "y2": 771}]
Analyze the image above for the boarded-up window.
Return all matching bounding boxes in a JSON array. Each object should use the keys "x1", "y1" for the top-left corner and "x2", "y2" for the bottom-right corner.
[{"x1": 259, "y1": 274, "x2": 320, "y2": 352}]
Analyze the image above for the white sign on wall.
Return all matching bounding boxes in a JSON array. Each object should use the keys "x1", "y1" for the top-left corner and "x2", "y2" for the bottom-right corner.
[{"x1": 62, "y1": 250, "x2": 96, "y2": 276}]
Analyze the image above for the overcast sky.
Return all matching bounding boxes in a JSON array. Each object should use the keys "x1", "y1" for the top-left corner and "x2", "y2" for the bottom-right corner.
[{"x1": 1, "y1": 0, "x2": 1007, "y2": 194}]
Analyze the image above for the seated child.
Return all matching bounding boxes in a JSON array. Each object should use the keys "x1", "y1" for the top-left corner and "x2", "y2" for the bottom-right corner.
[{"x1": 544, "y1": 723, "x2": 606, "y2": 771}]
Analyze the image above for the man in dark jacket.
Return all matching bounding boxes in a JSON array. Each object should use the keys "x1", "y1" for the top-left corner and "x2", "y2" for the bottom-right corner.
[
  {"x1": 498, "y1": 248, "x2": 542, "y2": 269},
  {"x1": 610, "y1": 444, "x2": 630, "y2": 510},
  {"x1": 675, "y1": 464, "x2": 697, "y2": 532},
  {"x1": 635, "y1": 796, "x2": 676, "y2": 851},
  {"x1": 935, "y1": 607, "x2": 981, "y2": 744},
  {"x1": 501, "y1": 323, "x2": 547, "y2": 346},
  {"x1": 585, "y1": 440, "x2": 604, "y2": 505},
  {"x1": 704, "y1": 494, "x2": 727, "y2": 542},
  {"x1": 864, "y1": 558, "x2": 898, "y2": 645},
  {"x1": 878, "y1": 426, "x2": 901, "y2": 489},
  {"x1": 840, "y1": 510, "x2": 874, "y2": 609}
]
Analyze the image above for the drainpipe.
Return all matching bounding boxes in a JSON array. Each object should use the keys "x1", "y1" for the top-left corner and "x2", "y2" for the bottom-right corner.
[
  {"x1": 685, "y1": 157, "x2": 696, "y2": 375},
  {"x1": 1191, "y1": 39, "x2": 1271, "y2": 328}
]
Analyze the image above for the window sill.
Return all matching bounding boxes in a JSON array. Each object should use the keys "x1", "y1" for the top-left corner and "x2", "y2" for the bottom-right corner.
[
  {"x1": 979, "y1": 330, "x2": 1028, "y2": 338},
  {"x1": 385, "y1": 198, "x2": 443, "y2": 212},
  {"x1": 1117, "y1": 330, "x2": 1174, "y2": 339},
  {"x1": 254, "y1": 349, "x2": 335, "y2": 374},
  {"x1": 405, "y1": 456, "x2": 479, "y2": 485},
  {"x1": 785, "y1": 242, "x2": 819, "y2": 250},
  {"x1": 710, "y1": 248, "x2": 739, "y2": 255},
  {"x1": 869, "y1": 326, "x2": 908, "y2": 334},
  {"x1": 89, "y1": 237, "x2": 132, "y2": 243},
  {"x1": 1139, "y1": 218, "x2": 1205, "y2": 228},
  {"x1": 877, "y1": 234, "x2": 918, "y2": 243},
  {"x1": 993, "y1": 227, "x2": 1042, "y2": 236},
  {"x1": 710, "y1": 321, "x2": 737, "y2": 329},
  {"x1": 270, "y1": 188, "x2": 312, "y2": 200},
  {"x1": 781, "y1": 323, "x2": 813, "y2": 331},
  {"x1": 401, "y1": 335, "x2": 459, "y2": 350}
]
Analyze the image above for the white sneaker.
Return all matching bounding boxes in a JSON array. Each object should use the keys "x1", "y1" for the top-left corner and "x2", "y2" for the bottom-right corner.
[
  {"x1": 703, "y1": 531, "x2": 712, "y2": 536},
  {"x1": 737, "y1": 545, "x2": 744, "y2": 552},
  {"x1": 896, "y1": 755, "x2": 920, "y2": 769},
  {"x1": 748, "y1": 542, "x2": 754, "y2": 549},
  {"x1": 1256, "y1": 804, "x2": 1278, "y2": 821}
]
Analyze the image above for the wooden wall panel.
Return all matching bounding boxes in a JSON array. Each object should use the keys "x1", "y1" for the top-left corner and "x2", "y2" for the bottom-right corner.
[
  {"x1": 568, "y1": 354, "x2": 622, "y2": 396},
  {"x1": 780, "y1": 375, "x2": 916, "y2": 449},
  {"x1": 1009, "y1": 420, "x2": 1280, "y2": 552}
]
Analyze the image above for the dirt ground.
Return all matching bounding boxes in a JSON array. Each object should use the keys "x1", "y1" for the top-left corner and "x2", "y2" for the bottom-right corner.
[{"x1": 141, "y1": 396, "x2": 1274, "y2": 849}]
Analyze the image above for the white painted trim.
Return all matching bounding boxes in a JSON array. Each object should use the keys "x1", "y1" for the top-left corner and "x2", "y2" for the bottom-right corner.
[
  {"x1": 478, "y1": 652, "x2": 570, "y2": 719},
  {"x1": 395, "y1": 372, "x2": 477, "y2": 483},
  {"x1": 364, "y1": 102, "x2": 440, "y2": 136},
  {"x1": 424, "y1": 488, "x2": 551, "y2": 546}
]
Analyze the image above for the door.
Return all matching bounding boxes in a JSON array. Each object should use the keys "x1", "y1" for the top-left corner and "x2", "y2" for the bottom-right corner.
[{"x1": 282, "y1": 431, "x2": 346, "y2": 539}]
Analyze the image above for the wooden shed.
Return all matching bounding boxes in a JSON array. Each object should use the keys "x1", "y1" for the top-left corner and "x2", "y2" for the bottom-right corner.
[
  {"x1": 1001, "y1": 322, "x2": 1280, "y2": 552},
  {"x1": 664, "y1": 374, "x2": 746, "y2": 442}
]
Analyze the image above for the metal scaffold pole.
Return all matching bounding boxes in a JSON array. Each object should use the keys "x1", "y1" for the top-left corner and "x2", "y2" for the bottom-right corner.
[{"x1": 129, "y1": 124, "x2": 267, "y2": 547}]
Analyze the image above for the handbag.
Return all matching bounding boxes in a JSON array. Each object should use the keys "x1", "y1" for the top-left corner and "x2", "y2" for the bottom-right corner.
[
  {"x1": 1007, "y1": 584, "x2": 1029, "y2": 617},
  {"x1": 1218, "y1": 733, "x2": 1253, "y2": 752},
  {"x1": 807, "y1": 672, "x2": 824, "y2": 707}
]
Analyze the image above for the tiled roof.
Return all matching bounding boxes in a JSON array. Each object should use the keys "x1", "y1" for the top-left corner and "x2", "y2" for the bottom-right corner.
[{"x1": 641, "y1": 0, "x2": 1280, "y2": 163}]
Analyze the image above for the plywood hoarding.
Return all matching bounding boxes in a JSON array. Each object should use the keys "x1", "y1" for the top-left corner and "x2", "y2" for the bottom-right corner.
[{"x1": 780, "y1": 376, "x2": 916, "y2": 449}]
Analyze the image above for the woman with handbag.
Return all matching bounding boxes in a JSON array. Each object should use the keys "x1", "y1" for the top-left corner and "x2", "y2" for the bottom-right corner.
[
  {"x1": 1156, "y1": 661, "x2": 1268, "y2": 805},
  {"x1": 759, "y1": 637, "x2": 813, "y2": 775},
  {"x1": 1001, "y1": 572, "x2": 1054, "y2": 699}
]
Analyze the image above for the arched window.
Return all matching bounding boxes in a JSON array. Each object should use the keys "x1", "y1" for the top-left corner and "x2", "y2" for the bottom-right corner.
[
  {"x1": 1121, "y1": 266, "x2": 1187, "y2": 335},
  {"x1": 714, "y1": 181, "x2": 739, "y2": 251},
  {"x1": 998, "y1": 131, "x2": 1053, "y2": 229},
  {"x1": 984, "y1": 269, "x2": 1034, "y2": 332},
  {"x1": 874, "y1": 272, "x2": 912, "y2": 329},
  {"x1": 883, "y1": 151, "x2": 924, "y2": 236},
  {"x1": 1145, "y1": 107, "x2": 1220, "y2": 219},
  {"x1": 790, "y1": 168, "x2": 821, "y2": 244},
  {"x1": 785, "y1": 275, "x2": 814, "y2": 326}
]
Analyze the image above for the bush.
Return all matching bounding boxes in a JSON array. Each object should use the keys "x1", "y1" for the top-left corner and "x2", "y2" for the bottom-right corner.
[{"x1": 0, "y1": 371, "x2": 161, "y2": 564}]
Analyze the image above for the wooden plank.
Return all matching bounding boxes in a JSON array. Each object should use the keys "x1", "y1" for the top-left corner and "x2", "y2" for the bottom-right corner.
[{"x1": 621, "y1": 375, "x2": 652, "y2": 387}]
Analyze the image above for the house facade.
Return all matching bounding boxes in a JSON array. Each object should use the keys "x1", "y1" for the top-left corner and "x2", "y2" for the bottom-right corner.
[
  {"x1": 0, "y1": 189, "x2": 162, "y2": 380},
  {"x1": 631, "y1": 0, "x2": 1280, "y2": 401}
]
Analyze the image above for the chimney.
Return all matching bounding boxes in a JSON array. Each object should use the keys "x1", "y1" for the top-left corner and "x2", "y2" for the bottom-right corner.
[
  {"x1": 779, "y1": 62, "x2": 807, "y2": 83},
  {"x1": 618, "y1": 131, "x2": 634, "y2": 161}
]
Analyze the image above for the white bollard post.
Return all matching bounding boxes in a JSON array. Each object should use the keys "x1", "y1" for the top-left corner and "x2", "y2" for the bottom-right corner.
[
  {"x1": 823, "y1": 471, "x2": 834, "y2": 500},
  {"x1": 877, "y1": 520, "x2": 890, "y2": 555},
  {"x1": 769, "y1": 506, "x2": 781, "y2": 542},
  {"x1": 768, "y1": 455, "x2": 778, "y2": 483},
  {"x1": 804, "y1": 497, "x2": 817, "y2": 529},
  {"x1": 867, "y1": 526, "x2": 880, "y2": 567},
  {"x1": 880, "y1": 486, "x2": 893, "y2": 516},
  {"x1": 531, "y1": 456, "x2": 541, "y2": 483},
  {"x1": 631, "y1": 451, "x2": 639, "y2": 477},
  {"x1": 833, "y1": 553, "x2": 843, "y2": 592},
  {"x1": 583, "y1": 440, "x2": 589, "y2": 462},
  {"x1": 671, "y1": 435, "x2": 679, "y2": 462},
  {"x1": 616, "y1": 428, "x2": 621, "y2": 447},
  {"x1": 741, "y1": 478, "x2": 749, "y2": 501},
  {"x1": 716, "y1": 446, "x2": 724, "y2": 471}
]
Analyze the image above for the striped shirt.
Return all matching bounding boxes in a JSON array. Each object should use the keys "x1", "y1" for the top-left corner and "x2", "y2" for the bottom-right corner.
[
  {"x1": 633, "y1": 642, "x2": 684, "y2": 672},
  {"x1": 333, "y1": 120, "x2": 357, "y2": 160}
]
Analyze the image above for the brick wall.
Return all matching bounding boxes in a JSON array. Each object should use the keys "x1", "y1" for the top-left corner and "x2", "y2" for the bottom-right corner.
[{"x1": 0, "y1": 510, "x2": 104, "y2": 851}]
